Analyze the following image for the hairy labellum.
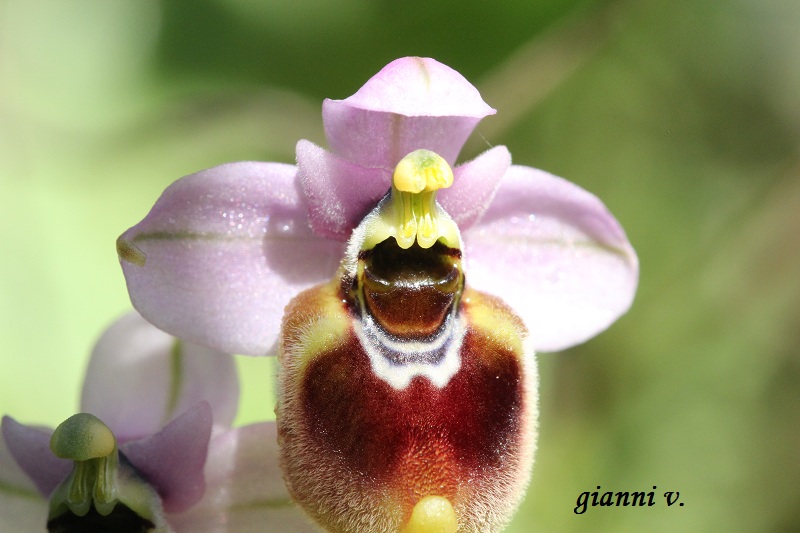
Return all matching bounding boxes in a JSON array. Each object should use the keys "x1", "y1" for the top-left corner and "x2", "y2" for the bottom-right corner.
[{"x1": 277, "y1": 151, "x2": 538, "y2": 533}]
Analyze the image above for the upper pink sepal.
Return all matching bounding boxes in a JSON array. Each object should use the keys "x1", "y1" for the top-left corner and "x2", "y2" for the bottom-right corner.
[
  {"x1": 121, "y1": 402, "x2": 212, "y2": 513},
  {"x1": 322, "y1": 57, "x2": 495, "y2": 168},
  {"x1": 462, "y1": 165, "x2": 639, "y2": 352},
  {"x1": 336, "y1": 57, "x2": 495, "y2": 118},
  {"x1": 118, "y1": 161, "x2": 344, "y2": 355}
]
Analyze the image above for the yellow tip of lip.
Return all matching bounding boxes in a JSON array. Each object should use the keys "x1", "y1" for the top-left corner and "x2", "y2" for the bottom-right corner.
[{"x1": 403, "y1": 495, "x2": 458, "y2": 533}]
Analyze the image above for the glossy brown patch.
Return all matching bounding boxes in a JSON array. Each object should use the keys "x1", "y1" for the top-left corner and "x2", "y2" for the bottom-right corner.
[
  {"x1": 359, "y1": 239, "x2": 462, "y2": 339},
  {"x1": 301, "y1": 325, "x2": 523, "y2": 506}
]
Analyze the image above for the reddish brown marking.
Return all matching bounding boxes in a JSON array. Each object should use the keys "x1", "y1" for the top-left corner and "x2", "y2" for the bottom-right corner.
[{"x1": 301, "y1": 326, "x2": 523, "y2": 501}]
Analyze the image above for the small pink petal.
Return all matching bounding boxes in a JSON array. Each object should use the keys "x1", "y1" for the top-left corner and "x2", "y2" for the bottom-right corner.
[
  {"x1": 440, "y1": 145, "x2": 511, "y2": 229},
  {"x1": 323, "y1": 57, "x2": 495, "y2": 168},
  {"x1": 0, "y1": 428, "x2": 39, "y2": 494},
  {"x1": 81, "y1": 312, "x2": 239, "y2": 442},
  {"x1": 118, "y1": 162, "x2": 344, "y2": 356},
  {"x1": 168, "y1": 422, "x2": 317, "y2": 533},
  {"x1": 463, "y1": 165, "x2": 639, "y2": 352},
  {"x1": 121, "y1": 402, "x2": 212, "y2": 513},
  {"x1": 296, "y1": 139, "x2": 391, "y2": 240},
  {"x1": 0, "y1": 433, "x2": 46, "y2": 531},
  {"x1": 1, "y1": 417, "x2": 70, "y2": 497}
]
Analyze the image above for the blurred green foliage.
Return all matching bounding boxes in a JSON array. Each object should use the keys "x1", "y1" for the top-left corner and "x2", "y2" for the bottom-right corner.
[{"x1": 1, "y1": 0, "x2": 798, "y2": 531}]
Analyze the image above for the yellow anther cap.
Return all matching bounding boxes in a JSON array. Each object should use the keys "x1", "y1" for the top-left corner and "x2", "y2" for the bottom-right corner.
[
  {"x1": 50, "y1": 413, "x2": 116, "y2": 461},
  {"x1": 349, "y1": 149, "x2": 461, "y2": 254},
  {"x1": 393, "y1": 150, "x2": 454, "y2": 193},
  {"x1": 386, "y1": 150, "x2": 458, "y2": 249},
  {"x1": 403, "y1": 495, "x2": 458, "y2": 533}
]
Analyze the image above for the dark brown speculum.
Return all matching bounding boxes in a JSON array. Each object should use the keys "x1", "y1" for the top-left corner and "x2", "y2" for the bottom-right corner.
[{"x1": 358, "y1": 239, "x2": 463, "y2": 340}]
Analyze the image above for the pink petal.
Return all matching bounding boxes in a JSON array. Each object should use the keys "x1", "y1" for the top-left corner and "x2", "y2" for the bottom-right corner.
[
  {"x1": 296, "y1": 140, "x2": 391, "y2": 240},
  {"x1": 118, "y1": 162, "x2": 344, "y2": 356},
  {"x1": 0, "y1": 428, "x2": 39, "y2": 494},
  {"x1": 439, "y1": 145, "x2": 511, "y2": 229},
  {"x1": 1, "y1": 417, "x2": 70, "y2": 497},
  {"x1": 121, "y1": 402, "x2": 212, "y2": 513},
  {"x1": 0, "y1": 432, "x2": 45, "y2": 532},
  {"x1": 168, "y1": 422, "x2": 317, "y2": 533},
  {"x1": 81, "y1": 312, "x2": 239, "y2": 442},
  {"x1": 463, "y1": 165, "x2": 639, "y2": 352},
  {"x1": 323, "y1": 57, "x2": 495, "y2": 168}
]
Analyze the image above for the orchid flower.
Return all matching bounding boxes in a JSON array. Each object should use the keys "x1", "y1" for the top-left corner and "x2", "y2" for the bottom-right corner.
[
  {"x1": 117, "y1": 57, "x2": 638, "y2": 532},
  {"x1": 0, "y1": 312, "x2": 316, "y2": 533}
]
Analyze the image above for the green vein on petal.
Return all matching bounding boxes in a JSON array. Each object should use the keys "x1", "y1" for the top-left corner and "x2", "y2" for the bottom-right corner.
[
  {"x1": 164, "y1": 339, "x2": 184, "y2": 424},
  {"x1": 0, "y1": 480, "x2": 41, "y2": 501},
  {"x1": 495, "y1": 235, "x2": 635, "y2": 262},
  {"x1": 116, "y1": 235, "x2": 147, "y2": 266}
]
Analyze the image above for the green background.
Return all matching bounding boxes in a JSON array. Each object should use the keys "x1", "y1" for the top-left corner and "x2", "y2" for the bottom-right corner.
[{"x1": 2, "y1": 0, "x2": 798, "y2": 531}]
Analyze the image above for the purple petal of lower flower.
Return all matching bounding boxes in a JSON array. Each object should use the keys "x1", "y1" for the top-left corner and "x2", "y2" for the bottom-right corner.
[
  {"x1": 463, "y1": 165, "x2": 639, "y2": 352},
  {"x1": 296, "y1": 140, "x2": 392, "y2": 240},
  {"x1": 322, "y1": 57, "x2": 495, "y2": 169},
  {"x1": 121, "y1": 402, "x2": 212, "y2": 514},
  {"x1": 0, "y1": 433, "x2": 45, "y2": 531},
  {"x1": 81, "y1": 312, "x2": 239, "y2": 442},
  {"x1": 1, "y1": 416, "x2": 70, "y2": 497},
  {"x1": 118, "y1": 162, "x2": 344, "y2": 356},
  {"x1": 439, "y1": 145, "x2": 511, "y2": 229}
]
